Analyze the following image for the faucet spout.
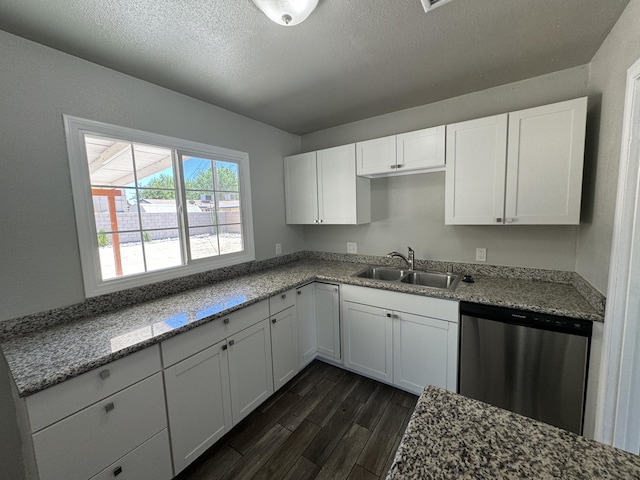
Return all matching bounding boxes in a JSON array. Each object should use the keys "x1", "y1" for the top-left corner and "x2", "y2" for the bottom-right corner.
[{"x1": 386, "y1": 246, "x2": 415, "y2": 270}]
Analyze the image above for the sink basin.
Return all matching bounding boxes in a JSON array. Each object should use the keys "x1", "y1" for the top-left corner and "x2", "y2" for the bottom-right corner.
[
  {"x1": 401, "y1": 271, "x2": 460, "y2": 290},
  {"x1": 353, "y1": 265, "x2": 460, "y2": 291},
  {"x1": 355, "y1": 266, "x2": 409, "y2": 281}
]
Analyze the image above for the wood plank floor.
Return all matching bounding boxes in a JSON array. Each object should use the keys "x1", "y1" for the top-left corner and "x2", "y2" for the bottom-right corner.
[{"x1": 176, "y1": 360, "x2": 418, "y2": 480}]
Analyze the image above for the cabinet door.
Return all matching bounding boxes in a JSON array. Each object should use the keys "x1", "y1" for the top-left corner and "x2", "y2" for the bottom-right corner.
[
  {"x1": 271, "y1": 305, "x2": 299, "y2": 391},
  {"x1": 445, "y1": 114, "x2": 508, "y2": 225},
  {"x1": 297, "y1": 283, "x2": 317, "y2": 368},
  {"x1": 356, "y1": 135, "x2": 397, "y2": 176},
  {"x1": 317, "y1": 144, "x2": 359, "y2": 224},
  {"x1": 228, "y1": 319, "x2": 274, "y2": 424},
  {"x1": 505, "y1": 97, "x2": 587, "y2": 225},
  {"x1": 284, "y1": 152, "x2": 318, "y2": 224},
  {"x1": 316, "y1": 283, "x2": 341, "y2": 360},
  {"x1": 396, "y1": 125, "x2": 445, "y2": 173},
  {"x1": 393, "y1": 312, "x2": 457, "y2": 395},
  {"x1": 164, "y1": 341, "x2": 232, "y2": 474},
  {"x1": 343, "y1": 302, "x2": 393, "y2": 383}
]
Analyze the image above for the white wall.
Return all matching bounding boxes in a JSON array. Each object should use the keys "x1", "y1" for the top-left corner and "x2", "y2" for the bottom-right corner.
[
  {"x1": 577, "y1": 0, "x2": 640, "y2": 294},
  {"x1": 301, "y1": 66, "x2": 590, "y2": 269},
  {"x1": 0, "y1": 30, "x2": 303, "y2": 479}
]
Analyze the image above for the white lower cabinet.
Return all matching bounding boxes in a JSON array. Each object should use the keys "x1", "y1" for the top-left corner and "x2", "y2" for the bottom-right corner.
[
  {"x1": 343, "y1": 302, "x2": 393, "y2": 383},
  {"x1": 90, "y1": 430, "x2": 172, "y2": 480},
  {"x1": 271, "y1": 304, "x2": 299, "y2": 390},
  {"x1": 315, "y1": 282, "x2": 341, "y2": 360},
  {"x1": 296, "y1": 283, "x2": 317, "y2": 369},
  {"x1": 161, "y1": 301, "x2": 272, "y2": 475},
  {"x1": 31, "y1": 373, "x2": 169, "y2": 480},
  {"x1": 342, "y1": 284, "x2": 459, "y2": 395},
  {"x1": 163, "y1": 341, "x2": 232, "y2": 473},
  {"x1": 228, "y1": 319, "x2": 274, "y2": 424}
]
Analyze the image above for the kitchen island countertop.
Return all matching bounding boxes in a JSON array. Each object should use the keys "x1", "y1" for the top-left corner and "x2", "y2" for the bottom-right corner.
[
  {"x1": 1, "y1": 257, "x2": 603, "y2": 397},
  {"x1": 387, "y1": 385, "x2": 640, "y2": 479}
]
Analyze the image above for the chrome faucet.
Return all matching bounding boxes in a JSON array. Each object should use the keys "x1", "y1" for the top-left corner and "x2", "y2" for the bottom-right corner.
[{"x1": 387, "y1": 246, "x2": 415, "y2": 270}]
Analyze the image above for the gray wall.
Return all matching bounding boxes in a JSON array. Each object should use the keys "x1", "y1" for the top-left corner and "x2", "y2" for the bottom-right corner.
[
  {"x1": 301, "y1": 66, "x2": 590, "y2": 270},
  {"x1": 0, "y1": 30, "x2": 303, "y2": 321},
  {"x1": 576, "y1": 0, "x2": 640, "y2": 294},
  {"x1": 0, "y1": 30, "x2": 303, "y2": 479}
]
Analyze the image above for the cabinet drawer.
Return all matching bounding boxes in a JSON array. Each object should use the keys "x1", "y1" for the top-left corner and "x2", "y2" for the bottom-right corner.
[
  {"x1": 26, "y1": 345, "x2": 161, "y2": 432},
  {"x1": 269, "y1": 289, "x2": 296, "y2": 315},
  {"x1": 32, "y1": 373, "x2": 167, "y2": 480},
  {"x1": 89, "y1": 429, "x2": 172, "y2": 480},
  {"x1": 162, "y1": 300, "x2": 269, "y2": 367}
]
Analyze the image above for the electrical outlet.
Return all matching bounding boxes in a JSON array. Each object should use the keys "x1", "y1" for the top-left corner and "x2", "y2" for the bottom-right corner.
[
  {"x1": 275, "y1": 243, "x2": 282, "y2": 255},
  {"x1": 347, "y1": 242, "x2": 357, "y2": 254},
  {"x1": 476, "y1": 247, "x2": 487, "y2": 262}
]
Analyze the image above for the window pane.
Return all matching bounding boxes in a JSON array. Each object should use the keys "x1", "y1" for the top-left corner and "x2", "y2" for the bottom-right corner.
[
  {"x1": 85, "y1": 135, "x2": 134, "y2": 187},
  {"x1": 134, "y1": 144, "x2": 174, "y2": 188},
  {"x1": 99, "y1": 232, "x2": 145, "y2": 280},
  {"x1": 189, "y1": 226, "x2": 219, "y2": 260},
  {"x1": 215, "y1": 161, "x2": 239, "y2": 192},
  {"x1": 219, "y1": 224, "x2": 243, "y2": 254},
  {"x1": 183, "y1": 156, "x2": 214, "y2": 191},
  {"x1": 143, "y1": 229, "x2": 183, "y2": 271},
  {"x1": 135, "y1": 189, "x2": 179, "y2": 229},
  {"x1": 93, "y1": 188, "x2": 141, "y2": 233},
  {"x1": 217, "y1": 192, "x2": 241, "y2": 225}
]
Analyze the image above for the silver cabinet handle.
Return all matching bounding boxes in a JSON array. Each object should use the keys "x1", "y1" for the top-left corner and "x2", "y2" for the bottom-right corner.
[
  {"x1": 281, "y1": 294, "x2": 286, "y2": 299},
  {"x1": 222, "y1": 344, "x2": 228, "y2": 351},
  {"x1": 272, "y1": 318, "x2": 277, "y2": 324},
  {"x1": 105, "y1": 402, "x2": 115, "y2": 413},
  {"x1": 390, "y1": 164, "x2": 397, "y2": 169},
  {"x1": 496, "y1": 218, "x2": 502, "y2": 223},
  {"x1": 297, "y1": 290, "x2": 302, "y2": 295},
  {"x1": 113, "y1": 466, "x2": 123, "y2": 477},
  {"x1": 397, "y1": 164, "x2": 404, "y2": 168},
  {"x1": 99, "y1": 369, "x2": 110, "y2": 380},
  {"x1": 223, "y1": 318, "x2": 230, "y2": 324},
  {"x1": 228, "y1": 339, "x2": 235, "y2": 346},
  {"x1": 386, "y1": 312, "x2": 392, "y2": 318}
]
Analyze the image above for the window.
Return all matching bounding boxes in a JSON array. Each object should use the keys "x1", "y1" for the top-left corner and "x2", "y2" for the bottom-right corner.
[{"x1": 64, "y1": 116, "x2": 255, "y2": 297}]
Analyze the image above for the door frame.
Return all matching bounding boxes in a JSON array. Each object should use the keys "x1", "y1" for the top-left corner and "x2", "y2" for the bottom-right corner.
[{"x1": 595, "y1": 56, "x2": 640, "y2": 453}]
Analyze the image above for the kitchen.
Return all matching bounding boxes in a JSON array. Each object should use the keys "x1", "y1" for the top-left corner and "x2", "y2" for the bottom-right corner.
[{"x1": 1, "y1": 0, "x2": 640, "y2": 479}]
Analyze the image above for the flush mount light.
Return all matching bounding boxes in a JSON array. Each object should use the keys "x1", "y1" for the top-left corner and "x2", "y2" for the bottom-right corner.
[
  {"x1": 252, "y1": 0, "x2": 319, "y2": 26},
  {"x1": 420, "y1": 0, "x2": 455, "y2": 12}
]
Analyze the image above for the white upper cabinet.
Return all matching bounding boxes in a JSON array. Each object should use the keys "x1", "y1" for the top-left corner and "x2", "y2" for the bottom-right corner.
[
  {"x1": 356, "y1": 126, "x2": 445, "y2": 177},
  {"x1": 504, "y1": 98, "x2": 587, "y2": 224},
  {"x1": 445, "y1": 114, "x2": 508, "y2": 225},
  {"x1": 445, "y1": 97, "x2": 587, "y2": 225},
  {"x1": 285, "y1": 144, "x2": 371, "y2": 225}
]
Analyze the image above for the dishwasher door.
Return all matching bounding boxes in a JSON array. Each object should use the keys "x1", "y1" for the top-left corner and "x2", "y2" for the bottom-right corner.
[{"x1": 459, "y1": 308, "x2": 591, "y2": 434}]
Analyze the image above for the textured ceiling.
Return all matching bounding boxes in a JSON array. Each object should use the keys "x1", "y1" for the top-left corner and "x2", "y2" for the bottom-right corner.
[{"x1": 0, "y1": 0, "x2": 630, "y2": 134}]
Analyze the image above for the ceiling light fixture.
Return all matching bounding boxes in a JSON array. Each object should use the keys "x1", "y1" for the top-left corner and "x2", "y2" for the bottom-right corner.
[{"x1": 252, "y1": 0, "x2": 319, "y2": 26}]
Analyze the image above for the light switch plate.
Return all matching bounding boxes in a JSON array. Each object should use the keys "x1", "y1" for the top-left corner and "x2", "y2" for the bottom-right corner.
[
  {"x1": 347, "y1": 242, "x2": 357, "y2": 254},
  {"x1": 476, "y1": 247, "x2": 487, "y2": 262}
]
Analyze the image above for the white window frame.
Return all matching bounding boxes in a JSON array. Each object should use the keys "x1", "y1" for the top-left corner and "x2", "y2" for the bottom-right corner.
[{"x1": 64, "y1": 115, "x2": 255, "y2": 297}]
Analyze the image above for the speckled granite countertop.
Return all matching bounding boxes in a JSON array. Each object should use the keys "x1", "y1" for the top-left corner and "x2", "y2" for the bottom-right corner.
[
  {"x1": 386, "y1": 386, "x2": 640, "y2": 479},
  {"x1": 0, "y1": 257, "x2": 603, "y2": 398}
]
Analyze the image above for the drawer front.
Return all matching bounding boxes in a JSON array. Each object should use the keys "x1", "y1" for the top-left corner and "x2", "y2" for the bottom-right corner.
[
  {"x1": 26, "y1": 345, "x2": 161, "y2": 432},
  {"x1": 32, "y1": 373, "x2": 167, "y2": 480},
  {"x1": 89, "y1": 430, "x2": 172, "y2": 480},
  {"x1": 269, "y1": 289, "x2": 296, "y2": 315},
  {"x1": 162, "y1": 300, "x2": 269, "y2": 367}
]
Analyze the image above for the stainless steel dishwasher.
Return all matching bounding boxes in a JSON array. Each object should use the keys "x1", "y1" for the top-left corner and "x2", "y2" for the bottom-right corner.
[{"x1": 458, "y1": 302, "x2": 592, "y2": 434}]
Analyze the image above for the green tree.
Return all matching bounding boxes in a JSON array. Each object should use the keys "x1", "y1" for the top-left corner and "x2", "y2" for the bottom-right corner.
[{"x1": 135, "y1": 174, "x2": 176, "y2": 200}]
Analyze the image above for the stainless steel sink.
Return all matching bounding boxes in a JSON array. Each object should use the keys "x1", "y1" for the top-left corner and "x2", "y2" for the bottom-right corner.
[
  {"x1": 352, "y1": 265, "x2": 460, "y2": 291},
  {"x1": 354, "y1": 266, "x2": 409, "y2": 281},
  {"x1": 401, "y1": 271, "x2": 460, "y2": 290}
]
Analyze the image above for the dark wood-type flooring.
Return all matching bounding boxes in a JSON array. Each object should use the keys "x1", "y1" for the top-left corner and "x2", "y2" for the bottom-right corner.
[{"x1": 176, "y1": 360, "x2": 418, "y2": 480}]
